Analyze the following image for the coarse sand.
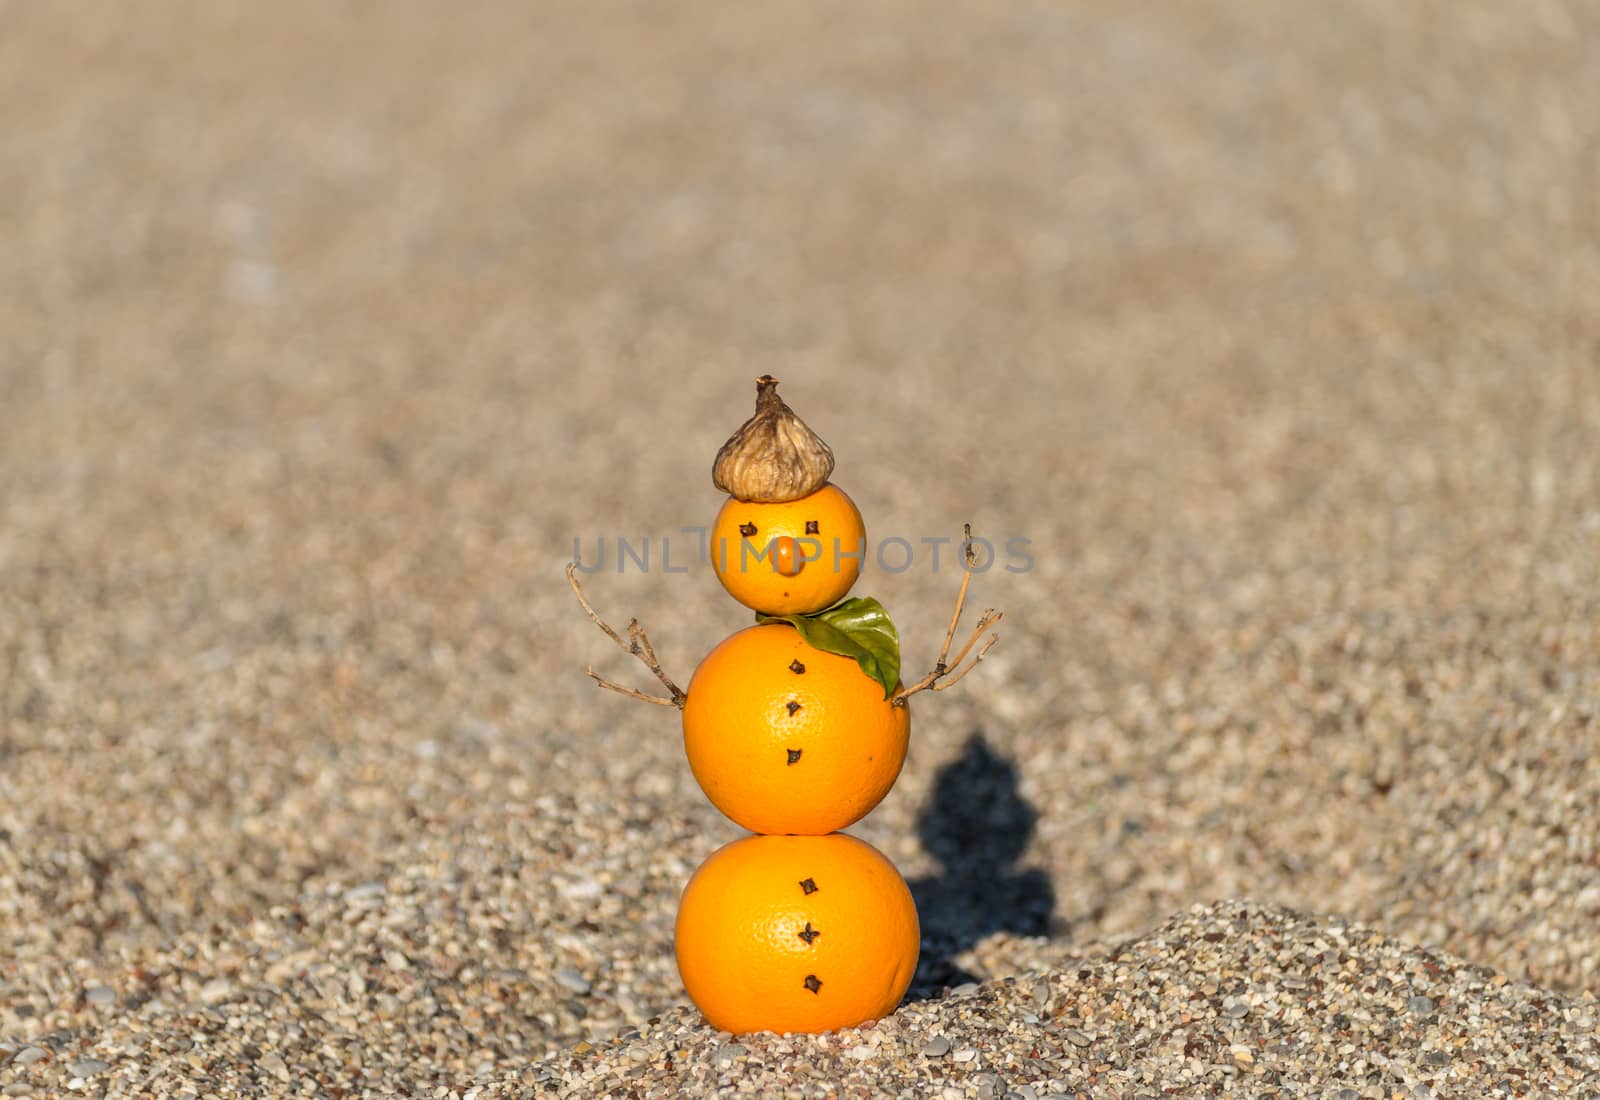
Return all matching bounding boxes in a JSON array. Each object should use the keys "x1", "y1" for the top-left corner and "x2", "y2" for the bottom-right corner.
[{"x1": 3, "y1": 2, "x2": 1599, "y2": 1096}]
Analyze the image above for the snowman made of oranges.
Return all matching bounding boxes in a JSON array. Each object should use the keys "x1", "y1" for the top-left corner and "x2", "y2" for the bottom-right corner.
[{"x1": 568, "y1": 376, "x2": 1001, "y2": 1035}]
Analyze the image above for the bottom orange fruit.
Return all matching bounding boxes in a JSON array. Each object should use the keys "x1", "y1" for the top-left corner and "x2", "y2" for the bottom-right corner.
[{"x1": 675, "y1": 833, "x2": 920, "y2": 1035}]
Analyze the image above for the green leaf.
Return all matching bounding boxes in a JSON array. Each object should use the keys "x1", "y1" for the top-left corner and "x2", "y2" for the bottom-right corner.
[{"x1": 757, "y1": 597, "x2": 901, "y2": 700}]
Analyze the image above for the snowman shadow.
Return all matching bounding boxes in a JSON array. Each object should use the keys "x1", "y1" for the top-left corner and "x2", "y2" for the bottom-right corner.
[{"x1": 907, "y1": 733, "x2": 1056, "y2": 996}]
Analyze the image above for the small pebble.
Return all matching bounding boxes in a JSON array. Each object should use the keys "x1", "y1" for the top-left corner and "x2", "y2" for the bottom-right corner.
[
  {"x1": 952, "y1": 1047, "x2": 978, "y2": 1063},
  {"x1": 1407, "y1": 995, "x2": 1436, "y2": 1015},
  {"x1": 84, "y1": 986, "x2": 116, "y2": 1007},
  {"x1": 12, "y1": 1049, "x2": 47, "y2": 1067},
  {"x1": 553, "y1": 967, "x2": 592, "y2": 996},
  {"x1": 1064, "y1": 1029, "x2": 1093, "y2": 1047},
  {"x1": 67, "y1": 1059, "x2": 109, "y2": 1077},
  {"x1": 559, "y1": 875, "x2": 604, "y2": 901},
  {"x1": 199, "y1": 978, "x2": 234, "y2": 1004},
  {"x1": 921, "y1": 1035, "x2": 952, "y2": 1057},
  {"x1": 1031, "y1": 979, "x2": 1051, "y2": 1012}
]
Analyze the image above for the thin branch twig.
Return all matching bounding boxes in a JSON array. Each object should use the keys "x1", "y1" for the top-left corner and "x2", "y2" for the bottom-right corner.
[
  {"x1": 893, "y1": 524, "x2": 1003, "y2": 705},
  {"x1": 945, "y1": 607, "x2": 1003, "y2": 671},
  {"x1": 927, "y1": 632, "x2": 1000, "y2": 693},
  {"x1": 584, "y1": 667, "x2": 682, "y2": 707},
  {"x1": 567, "y1": 563, "x2": 687, "y2": 708},
  {"x1": 933, "y1": 536, "x2": 977, "y2": 675}
]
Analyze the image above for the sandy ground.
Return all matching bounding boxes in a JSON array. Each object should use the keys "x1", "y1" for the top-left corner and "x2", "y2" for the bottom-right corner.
[{"x1": 3, "y1": 2, "x2": 1600, "y2": 1096}]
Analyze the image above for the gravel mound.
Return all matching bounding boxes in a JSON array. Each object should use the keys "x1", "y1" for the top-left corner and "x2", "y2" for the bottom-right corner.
[
  {"x1": 4, "y1": 902, "x2": 1594, "y2": 1097},
  {"x1": 531, "y1": 901, "x2": 1600, "y2": 1098}
]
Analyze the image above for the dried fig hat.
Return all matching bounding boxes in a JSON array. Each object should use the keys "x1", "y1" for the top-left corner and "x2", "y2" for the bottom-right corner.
[{"x1": 712, "y1": 375, "x2": 835, "y2": 503}]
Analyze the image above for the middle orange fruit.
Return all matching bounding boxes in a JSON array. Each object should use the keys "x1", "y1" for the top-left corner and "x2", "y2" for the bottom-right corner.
[{"x1": 682, "y1": 623, "x2": 910, "y2": 835}]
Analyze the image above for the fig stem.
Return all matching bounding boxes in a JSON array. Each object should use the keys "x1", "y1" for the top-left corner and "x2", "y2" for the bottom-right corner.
[
  {"x1": 893, "y1": 523, "x2": 1003, "y2": 705},
  {"x1": 566, "y1": 563, "x2": 687, "y2": 708}
]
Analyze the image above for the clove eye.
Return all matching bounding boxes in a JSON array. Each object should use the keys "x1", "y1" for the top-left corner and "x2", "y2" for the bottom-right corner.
[
  {"x1": 805, "y1": 520, "x2": 819, "y2": 534},
  {"x1": 739, "y1": 521, "x2": 757, "y2": 537}
]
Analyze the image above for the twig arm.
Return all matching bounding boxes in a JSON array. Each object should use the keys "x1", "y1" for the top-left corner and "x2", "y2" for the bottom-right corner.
[
  {"x1": 567, "y1": 564, "x2": 687, "y2": 708},
  {"x1": 892, "y1": 525, "x2": 1002, "y2": 705},
  {"x1": 931, "y1": 523, "x2": 978, "y2": 674},
  {"x1": 945, "y1": 608, "x2": 1002, "y2": 670},
  {"x1": 927, "y1": 632, "x2": 1000, "y2": 693},
  {"x1": 586, "y1": 668, "x2": 682, "y2": 707}
]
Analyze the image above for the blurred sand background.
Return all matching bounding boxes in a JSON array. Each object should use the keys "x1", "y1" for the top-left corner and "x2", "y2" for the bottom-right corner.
[{"x1": 3, "y1": 2, "x2": 1600, "y2": 1095}]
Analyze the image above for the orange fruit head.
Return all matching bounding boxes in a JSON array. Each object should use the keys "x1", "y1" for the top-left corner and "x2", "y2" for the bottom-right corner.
[
  {"x1": 675, "y1": 832, "x2": 920, "y2": 1035},
  {"x1": 682, "y1": 623, "x2": 909, "y2": 835},
  {"x1": 710, "y1": 483, "x2": 865, "y2": 615}
]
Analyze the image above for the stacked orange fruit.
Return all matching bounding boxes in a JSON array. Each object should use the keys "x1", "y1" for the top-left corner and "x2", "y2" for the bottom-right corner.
[
  {"x1": 676, "y1": 377, "x2": 919, "y2": 1033},
  {"x1": 569, "y1": 376, "x2": 1001, "y2": 1036}
]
